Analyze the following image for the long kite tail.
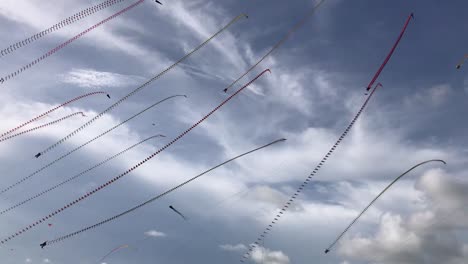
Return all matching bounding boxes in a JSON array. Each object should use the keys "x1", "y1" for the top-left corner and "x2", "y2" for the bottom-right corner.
[
  {"x1": 0, "y1": 95, "x2": 183, "y2": 195},
  {"x1": 366, "y1": 12, "x2": 414, "y2": 90},
  {"x1": 34, "y1": 14, "x2": 248, "y2": 158},
  {"x1": 0, "y1": 91, "x2": 109, "y2": 138},
  {"x1": 1, "y1": 69, "x2": 269, "y2": 246},
  {"x1": 0, "y1": 112, "x2": 86, "y2": 143},
  {"x1": 0, "y1": 134, "x2": 165, "y2": 216},
  {"x1": 223, "y1": 0, "x2": 327, "y2": 93},
  {"x1": 240, "y1": 80, "x2": 382, "y2": 262},
  {"x1": 0, "y1": 0, "x2": 128, "y2": 58},
  {"x1": 324, "y1": 159, "x2": 446, "y2": 254},
  {"x1": 0, "y1": 0, "x2": 148, "y2": 85},
  {"x1": 43, "y1": 137, "x2": 284, "y2": 247},
  {"x1": 98, "y1": 244, "x2": 129, "y2": 263}
]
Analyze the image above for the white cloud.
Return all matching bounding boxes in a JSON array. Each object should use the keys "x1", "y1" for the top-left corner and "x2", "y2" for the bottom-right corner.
[
  {"x1": 61, "y1": 68, "x2": 145, "y2": 88},
  {"x1": 219, "y1": 243, "x2": 247, "y2": 252},
  {"x1": 43, "y1": 259, "x2": 50, "y2": 263},
  {"x1": 144, "y1": 230, "x2": 166, "y2": 238},
  {"x1": 251, "y1": 246, "x2": 290, "y2": 264},
  {"x1": 25, "y1": 259, "x2": 32, "y2": 263}
]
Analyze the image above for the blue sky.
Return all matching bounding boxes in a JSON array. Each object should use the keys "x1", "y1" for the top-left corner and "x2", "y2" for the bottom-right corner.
[{"x1": 0, "y1": 0, "x2": 467, "y2": 263}]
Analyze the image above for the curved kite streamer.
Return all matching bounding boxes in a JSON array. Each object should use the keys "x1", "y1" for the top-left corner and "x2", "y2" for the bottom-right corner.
[
  {"x1": 366, "y1": 13, "x2": 414, "y2": 91},
  {"x1": 240, "y1": 80, "x2": 383, "y2": 263},
  {"x1": 0, "y1": 112, "x2": 86, "y2": 143},
  {"x1": 0, "y1": 69, "x2": 271, "y2": 246},
  {"x1": 0, "y1": 95, "x2": 184, "y2": 195},
  {"x1": 324, "y1": 159, "x2": 446, "y2": 254},
  {"x1": 223, "y1": 0, "x2": 326, "y2": 93},
  {"x1": 0, "y1": 0, "x2": 149, "y2": 85},
  {"x1": 35, "y1": 13, "x2": 248, "y2": 158},
  {"x1": 0, "y1": 0, "x2": 128, "y2": 58},
  {"x1": 98, "y1": 244, "x2": 130, "y2": 263},
  {"x1": 456, "y1": 54, "x2": 468, "y2": 69},
  {"x1": 42, "y1": 137, "x2": 284, "y2": 247},
  {"x1": 0, "y1": 91, "x2": 109, "y2": 139},
  {"x1": 0, "y1": 134, "x2": 165, "y2": 216}
]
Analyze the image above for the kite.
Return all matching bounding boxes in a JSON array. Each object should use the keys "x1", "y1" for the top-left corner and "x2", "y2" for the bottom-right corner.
[
  {"x1": 0, "y1": 91, "x2": 109, "y2": 139},
  {"x1": 0, "y1": 112, "x2": 86, "y2": 143},
  {"x1": 0, "y1": 135, "x2": 165, "y2": 216},
  {"x1": 366, "y1": 13, "x2": 414, "y2": 91},
  {"x1": 0, "y1": 95, "x2": 183, "y2": 195},
  {"x1": 169, "y1": 205, "x2": 187, "y2": 220},
  {"x1": 0, "y1": 0, "x2": 152, "y2": 85},
  {"x1": 456, "y1": 54, "x2": 468, "y2": 69},
  {"x1": 239, "y1": 79, "x2": 383, "y2": 263},
  {"x1": 34, "y1": 13, "x2": 248, "y2": 158},
  {"x1": 41, "y1": 137, "x2": 284, "y2": 247},
  {"x1": 365, "y1": 83, "x2": 382, "y2": 95},
  {"x1": 155, "y1": 0, "x2": 163, "y2": 4},
  {"x1": 98, "y1": 244, "x2": 130, "y2": 262},
  {"x1": 0, "y1": 0, "x2": 129, "y2": 58},
  {"x1": 324, "y1": 159, "x2": 446, "y2": 254},
  {"x1": 1, "y1": 69, "x2": 270, "y2": 246},
  {"x1": 223, "y1": 0, "x2": 326, "y2": 93}
]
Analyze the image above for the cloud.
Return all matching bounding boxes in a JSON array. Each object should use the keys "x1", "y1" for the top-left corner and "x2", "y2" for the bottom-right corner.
[
  {"x1": 219, "y1": 243, "x2": 247, "y2": 252},
  {"x1": 61, "y1": 68, "x2": 145, "y2": 88},
  {"x1": 43, "y1": 259, "x2": 50, "y2": 263},
  {"x1": 250, "y1": 246, "x2": 291, "y2": 264},
  {"x1": 25, "y1": 259, "x2": 32, "y2": 263},
  {"x1": 144, "y1": 230, "x2": 167, "y2": 238}
]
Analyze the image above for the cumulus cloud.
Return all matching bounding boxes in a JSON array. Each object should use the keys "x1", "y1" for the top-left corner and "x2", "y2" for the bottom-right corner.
[
  {"x1": 144, "y1": 230, "x2": 167, "y2": 238},
  {"x1": 219, "y1": 243, "x2": 247, "y2": 252},
  {"x1": 62, "y1": 68, "x2": 145, "y2": 88}
]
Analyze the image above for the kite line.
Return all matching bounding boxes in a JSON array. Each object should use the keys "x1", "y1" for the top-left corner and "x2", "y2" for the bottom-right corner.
[
  {"x1": 0, "y1": 112, "x2": 86, "y2": 143},
  {"x1": 0, "y1": 91, "x2": 109, "y2": 138},
  {"x1": 0, "y1": 95, "x2": 184, "y2": 195},
  {"x1": 0, "y1": 0, "x2": 129, "y2": 58},
  {"x1": 35, "y1": 13, "x2": 248, "y2": 158},
  {"x1": 366, "y1": 13, "x2": 414, "y2": 91},
  {"x1": 324, "y1": 159, "x2": 446, "y2": 254},
  {"x1": 0, "y1": 69, "x2": 270, "y2": 246},
  {"x1": 41, "y1": 136, "x2": 283, "y2": 247},
  {"x1": 0, "y1": 0, "x2": 149, "y2": 85},
  {"x1": 223, "y1": 0, "x2": 326, "y2": 93},
  {"x1": 240, "y1": 82, "x2": 383, "y2": 262},
  {"x1": 0, "y1": 134, "x2": 165, "y2": 216}
]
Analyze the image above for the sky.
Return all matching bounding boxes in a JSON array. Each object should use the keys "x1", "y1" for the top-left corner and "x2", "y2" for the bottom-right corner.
[{"x1": 0, "y1": 0, "x2": 467, "y2": 263}]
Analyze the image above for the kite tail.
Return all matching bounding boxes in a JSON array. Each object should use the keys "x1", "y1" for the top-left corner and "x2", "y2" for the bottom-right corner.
[
  {"x1": 366, "y1": 12, "x2": 414, "y2": 90},
  {"x1": 0, "y1": 0, "x2": 128, "y2": 58},
  {"x1": 324, "y1": 159, "x2": 446, "y2": 254},
  {"x1": 35, "y1": 13, "x2": 248, "y2": 158},
  {"x1": 0, "y1": 91, "x2": 109, "y2": 139},
  {"x1": 0, "y1": 0, "x2": 146, "y2": 85},
  {"x1": 240, "y1": 79, "x2": 382, "y2": 262},
  {"x1": 0, "y1": 112, "x2": 85, "y2": 143}
]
